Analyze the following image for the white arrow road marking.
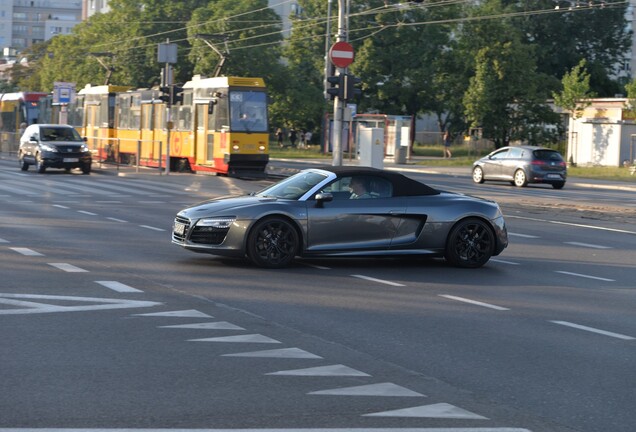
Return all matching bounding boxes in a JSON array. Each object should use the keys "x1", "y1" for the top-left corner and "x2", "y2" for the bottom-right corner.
[
  {"x1": 133, "y1": 309, "x2": 213, "y2": 318},
  {"x1": 364, "y1": 402, "x2": 488, "y2": 419},
  {"x1": 48, "y1": 263, "x2": 88, "y2": 272},
  {"x1": 160, "y1": 322, "x2": 245, "y2": 330},
  {"x1": 10, "y1": 247, "x2": 43, "y2": 256},
  {"x1": 95, "y1": 281, "x2": 143, "y2": 293},
  {"x1": 190, "y1": 334, "x2": 281, "y2": 344},
  {"x1": 267, "y1": 364, "x2": 370, "y2": 377},
  {"x1": 222, "y1": 347, "x2": 323, "y2": 359},
  {"x1": 0, "y1": 294, "x2": 161, "y2": 315},
  {"x1": 309, "y1": 382, "x2": 425, "y2": 397}
]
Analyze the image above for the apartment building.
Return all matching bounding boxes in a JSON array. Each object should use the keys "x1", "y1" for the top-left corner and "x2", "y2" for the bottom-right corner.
[{"x1": 1, "y1": 0, "x2": 81, "y2": 61}]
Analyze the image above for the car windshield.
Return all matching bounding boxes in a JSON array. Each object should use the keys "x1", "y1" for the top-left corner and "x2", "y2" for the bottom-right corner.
[
  {"x1": 255, "y1": 171, "x2": 328, "y2": 200},
  {"x1": 40, "y1": 127, "x2": 83, "y2": 142}
]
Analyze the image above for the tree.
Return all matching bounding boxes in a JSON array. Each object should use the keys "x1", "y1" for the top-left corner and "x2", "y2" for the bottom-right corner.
[{"x1": 552, "y1": 59, "x2": 595, "y2": 120}]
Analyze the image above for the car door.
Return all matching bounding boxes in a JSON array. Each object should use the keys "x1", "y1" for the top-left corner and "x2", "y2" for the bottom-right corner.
[
  {"x1": 501, "y1": 147, "x2": 523, "y2": 180},
  {"x1": 305, "y1": 175, "x2": 406, "y2": 252},
  {"x1": 483, "y1": 148, "x2": 508, "y2": 180}
]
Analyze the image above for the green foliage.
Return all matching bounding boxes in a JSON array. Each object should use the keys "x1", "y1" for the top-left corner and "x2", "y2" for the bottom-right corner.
[{"x1": 553, "y1": 59, "x2": 595, "y2": 119}]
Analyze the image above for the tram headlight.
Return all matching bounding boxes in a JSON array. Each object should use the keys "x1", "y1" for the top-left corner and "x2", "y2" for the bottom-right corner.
[
  {"x1": 232, "y1": 145, "x2": 240, "y2": 151},
  {"x1": 259, "y1": 145, "x2": 266, "y2": 152}
]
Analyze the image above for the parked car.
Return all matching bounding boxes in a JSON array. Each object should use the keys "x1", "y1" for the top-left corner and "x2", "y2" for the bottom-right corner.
[
  {"x1": 472, "y1": 146, "x2": 566, "y2": 189},
  {"x1": 18, "y1": 124, "x2": 92, "y2": 174},
  {"x1": 172, "y1": 166, "x2": 508, "y2": 269}
]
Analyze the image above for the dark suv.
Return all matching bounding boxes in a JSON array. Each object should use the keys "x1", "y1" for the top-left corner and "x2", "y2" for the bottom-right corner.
[
  {"x1": 18, "y1": 124, "x2": 92, "y2": 174},
  {"x1": 472, "y1": 146, "x2": 567, "y2": 189}
]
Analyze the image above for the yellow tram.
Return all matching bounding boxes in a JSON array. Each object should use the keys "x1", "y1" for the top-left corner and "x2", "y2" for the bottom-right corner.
[{"x1": 40, "y1": 75, "x2": 270, "y2": 176}]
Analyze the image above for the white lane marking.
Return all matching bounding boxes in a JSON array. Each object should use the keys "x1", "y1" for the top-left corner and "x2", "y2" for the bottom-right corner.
[
  {"x1": 190, "y1": 334, "x2": 281, "y2": 344},
  {"x1": 10, "y1": 247, "x2": 43, "y2": 256},
  {"x1": 0, "y1": 294, "x2": 161, "y2": 315},
  {"x1": 0, "y1": 428, "x2": 533, "y2": 431},
  {"x1": 106, "y1": 217, "x2": 128, "y2": 223},
  {"x1": 490, "y1": 258, "x2": 520, "y2": 265},
  {"x1": 0, "y1": 237, "x2": 8, "y2": 243},
  {"x1": 95, "y1": 281, "x2": 143, "y2": 293},
  {"x1": 439, "y1": 295, "x2": 509, "y2": 311},
  {"x1": 550, "y1": 321, "x2": 635, "y2": 340},
  {"x1": 351, "y1": 274, "x2": 405, "y2": 287},
  {"x1": 508, "y1": 232, "x2": 540, "y2": 239},
  {"x1": 52, "y1": 204, "x2": 69, "y2": 209},
  {"x1": 309, "y1": 382, "x2": 425, "y2": 397},
  {"x1": 140, "y1": 201, "x2": 165, "y2": 204},
  {"x1": 222, "y1": 347, "x2": 323, "y2": 359},
  {"x1": 364, "y1": 403, "x2": 488, "y2": 419},
  {"x1": 96, "y1": 201, "x2": 123, "y2": 204},
  {"x1": 303, "y1": 263, "x2": 331, "y2": 270},
  {"x1": 160, "y1": 321, "x2": 245, "y2": 330},
  {"x1": 508, "y1": 215, "x2": 636, "y2": 235},
  {"x1": 564, "y1": 241, "x2": 612, "y2": 249},
  {"x1": 77, "y1": 210, "x2": 98, "y2": 216},
  {"x1": 267, "y1": 364, "x2": 370, "y2": 377},
  {"x1": 555, "y1": 271, "x2": 615, "y2": 282},
  {"x1": 140, "y1": 225, "x2": 166, "y2": 232},
  {"x1": 48, "y1": 263, "x2": 88, "y2": 272},
  {"x1": 133, "y1": 309, "x2": 213, "y2": 318}
]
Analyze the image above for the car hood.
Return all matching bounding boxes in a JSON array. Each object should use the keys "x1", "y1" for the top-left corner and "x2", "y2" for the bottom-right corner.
[{"x1": 177, "y1": 195, "x2": 279, "y2": 219}]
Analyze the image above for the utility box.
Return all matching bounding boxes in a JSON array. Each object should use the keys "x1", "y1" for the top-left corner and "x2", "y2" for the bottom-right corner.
[{"x1": 358, "y1": 127, "x2": 384, "y2": 169}]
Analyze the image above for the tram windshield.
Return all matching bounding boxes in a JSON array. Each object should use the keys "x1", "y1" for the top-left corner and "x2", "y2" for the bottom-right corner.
[{"x1": 229, "y1": 90, "x2": 268, "y2": 133}]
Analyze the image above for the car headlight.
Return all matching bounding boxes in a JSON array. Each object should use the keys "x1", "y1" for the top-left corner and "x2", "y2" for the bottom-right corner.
[
  {"x1": 195, "y1": 217, "x2": 236, "y2": 229},
  {"x1": 80, "y1": 144, "x2": 90, "y2": 153},
  {"x1": 39, "y1": 144, "x2": 58, "y2": 152}
]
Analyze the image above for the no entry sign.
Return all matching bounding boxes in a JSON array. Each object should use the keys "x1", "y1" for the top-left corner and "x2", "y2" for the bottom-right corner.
[{"x1": 329, "y1": 41, "x2": 354, "y2": 68}]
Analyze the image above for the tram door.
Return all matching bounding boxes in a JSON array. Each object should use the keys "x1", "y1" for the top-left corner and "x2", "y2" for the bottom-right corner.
[{"x1": 195, "y1": 103, "x2": 212, "y2": 165}]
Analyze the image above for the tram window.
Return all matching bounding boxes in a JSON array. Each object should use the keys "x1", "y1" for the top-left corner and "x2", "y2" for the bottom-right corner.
[
  {"x1": 176, "y1": 105, "x2": 191, "y2": 131},
  {"x1": 196, "y1": 105, "x2": 205, "y2": 129},
  {"x1": 229, "y1": 91, "x2": 267, "y2": 132},
  {"x1": 212, "y1": 96, "x2": 229, "y2": 131}
]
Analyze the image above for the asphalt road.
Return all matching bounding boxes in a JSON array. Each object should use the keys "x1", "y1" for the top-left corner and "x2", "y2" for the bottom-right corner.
[{"x1": 0, "y1": 157, "x2": 634, "y2": 432}]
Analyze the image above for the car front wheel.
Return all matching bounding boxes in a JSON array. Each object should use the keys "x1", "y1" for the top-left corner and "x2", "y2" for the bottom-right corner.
[
  {"x1": 247, "y1": 217, "x2": 299, "y2": 268},
  {"x1": 513, "y1": 169, "x2": 527, "y2": 187},
  {"x1": 472, "y1": 166, "x2": 485, "y2": 184},
  {"x1": 18, "y1": 153, "x2": 29, "y2": 171},
  {"x1": 445, "y1": 218, "x2": 495, "y2": 268},
  {"x1": 35, "y1": 154, "x2": 46, "y2": 173}
]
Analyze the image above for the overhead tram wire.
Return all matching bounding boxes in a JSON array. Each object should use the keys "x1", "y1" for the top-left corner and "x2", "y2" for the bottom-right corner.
[{"x1": 56, "y1": 0, "x2": 629, "y2": 66}]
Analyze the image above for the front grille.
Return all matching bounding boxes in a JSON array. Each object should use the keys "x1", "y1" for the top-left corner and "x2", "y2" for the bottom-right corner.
[
  {"x1": 190, "y1": 226, "x2": 230, "y2": 245},
  {"x1": 172, "y1": 216, "x2": 191, "y2": 242}
]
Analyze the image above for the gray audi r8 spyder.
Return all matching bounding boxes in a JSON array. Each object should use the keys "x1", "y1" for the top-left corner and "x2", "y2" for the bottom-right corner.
[{"x1": 172, "y1": 166, "x2": 508, "y2": 268}]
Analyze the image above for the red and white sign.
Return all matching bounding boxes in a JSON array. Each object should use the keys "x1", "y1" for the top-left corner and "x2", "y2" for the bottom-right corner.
[{"x1": 329, "y1": 41, "x2": 354, "y2": 68}]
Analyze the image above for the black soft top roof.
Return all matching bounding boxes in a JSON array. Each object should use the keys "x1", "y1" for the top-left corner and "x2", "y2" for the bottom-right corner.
[{"x1": 315, "y1": 166, "x2": 440, "y2": 196}]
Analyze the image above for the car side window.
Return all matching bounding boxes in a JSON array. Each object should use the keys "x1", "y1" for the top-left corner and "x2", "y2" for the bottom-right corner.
[
  {"x1": 507, "y1": 148, "x2": 522, "y2": 158},
  {"x1": 490, "y1": 149, "x2": 509, "y2": 160}
]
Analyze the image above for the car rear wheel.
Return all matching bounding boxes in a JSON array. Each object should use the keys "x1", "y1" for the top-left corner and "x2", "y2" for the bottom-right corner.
[
  {"x1": 513, "y1": 169, "x2": 527, "y2": 187},
  {"x1": 472, "y1": 166, "x2": 485, "y2": 184},
  {"x1": 35, "y1": 154, "x2": 46, "y2": 173},
  {"x1": 81, "y1": 163, "x2": 91, "y2": 174},
  {"x1": 552, "y1": 182, "x2": 565, "y2": 189},
  {"x1": 247, "y1": 217, "x2": 299, "y2": 268},
  {"x1": 445, "y1": 218, "x2": 495, "y2": 268}
]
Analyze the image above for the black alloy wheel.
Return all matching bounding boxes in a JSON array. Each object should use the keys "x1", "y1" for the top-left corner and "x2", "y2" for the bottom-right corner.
[
  {"x1": 444, "y1": 218, "x2": 495, "y2": 268},
  {"x1": 247, "y1": 217, "x2": 299, "y2": 268}
]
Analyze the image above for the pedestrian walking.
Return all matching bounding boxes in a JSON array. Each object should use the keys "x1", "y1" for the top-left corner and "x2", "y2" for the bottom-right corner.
[
  {"x1": 443, "y1": 130, "x2": 452, "y2": 159},
  {"x1": 276, "y1": 128, "x2": 284, "y2": 147},
  {"x1": 289, "y1": 128, "x2": 298, "y2": 148},
  {"x1": 299, "y1": 129, "x2": 307, "y2": 148}
]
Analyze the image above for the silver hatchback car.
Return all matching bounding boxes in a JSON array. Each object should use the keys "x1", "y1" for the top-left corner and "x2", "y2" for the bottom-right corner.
[{"x1": 472, "y1": 146, "x2": 567, "y2": 189}]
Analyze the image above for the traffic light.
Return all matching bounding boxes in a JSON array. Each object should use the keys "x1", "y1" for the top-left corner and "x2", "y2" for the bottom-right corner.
[
  {"x1": 158, "y1": 86, "x2": 171, "y2": 104},
  {"x1": 170, "y1": 85, "x2": 184, "y2": 105},
  {"x1": 326, "y1": 74, "x2": 344, "y2": 100},
  {"x1": 343, "y1": 74, "x2": 362, "y2": 102}
]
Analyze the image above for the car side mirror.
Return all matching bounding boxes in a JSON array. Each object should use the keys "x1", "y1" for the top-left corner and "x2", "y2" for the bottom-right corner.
[
  {"x1": 314, "y1": 192, "x2": 333, "y2": 208},
  {"x1": 83, "y1": 137, "x2": 88, "y2": 142},
  {"x1": 29, "y1": 136, "x2": 38, "y2": 143}
]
